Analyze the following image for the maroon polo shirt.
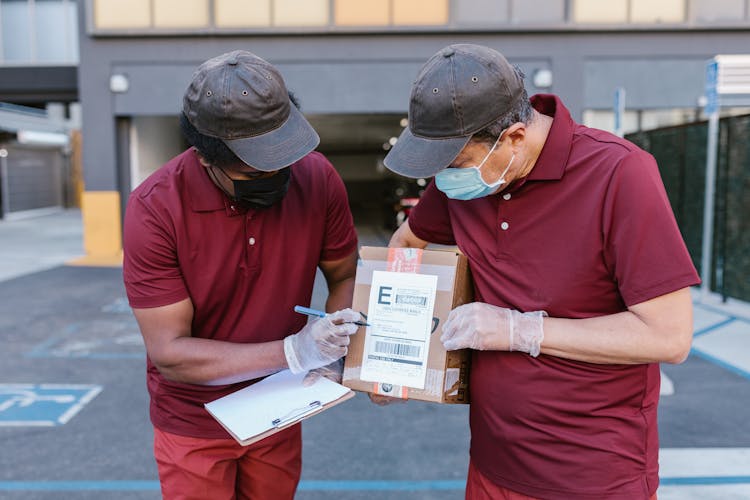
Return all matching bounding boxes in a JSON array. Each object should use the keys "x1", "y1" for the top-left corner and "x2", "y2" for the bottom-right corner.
[
  {"x1": 408, "y1": 95, "x2": 700, "y2": 499},
  {"x1": 123, "y1": 149, "x2": 357, "y2": 438}
]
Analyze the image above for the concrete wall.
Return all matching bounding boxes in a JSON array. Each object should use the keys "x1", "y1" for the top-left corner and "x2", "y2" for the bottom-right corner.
[
  {"x1": 75, "y1": 0, "x2": 750, "y2": 259},
  {"x1": 79, "y1": 29, "x2": 750, "y2": 190}
]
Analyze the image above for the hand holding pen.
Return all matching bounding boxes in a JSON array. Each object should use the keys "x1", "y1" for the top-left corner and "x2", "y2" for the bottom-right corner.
[
  {"x1": 283, "y1": 307, "x2": 364, "y2": 374},
  {"x1": 294, "y1": 305, "x2": 370, "y2": 327}
]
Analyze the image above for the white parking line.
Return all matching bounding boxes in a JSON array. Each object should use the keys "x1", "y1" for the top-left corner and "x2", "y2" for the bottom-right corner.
[
  {"x1": 660, "y1": 448, "x2": 750, "y2": 478},
  {"x1": 659, "y1": 447, "x2": 750, "y2": 499},
  {"x1": 692, "y1": 320, "x2": 750, "y2": 379}
]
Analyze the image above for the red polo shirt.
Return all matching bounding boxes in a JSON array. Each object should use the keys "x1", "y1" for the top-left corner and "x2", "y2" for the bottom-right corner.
[
  {"x1": 123, "y1": 149, "x2": 357, "y2": 438},
  {"x1": 408, "y1": 95, "x2": 700, "y2": 499}
]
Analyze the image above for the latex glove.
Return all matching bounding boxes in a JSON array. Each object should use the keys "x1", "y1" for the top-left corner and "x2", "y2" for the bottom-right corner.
[
  {"x1": 302, "y1": 359, "x2": 343, "y2": 386},
  {"x1": 440, "y1": 302, "x2": 546, "y2": 357},
  {"x1": 284, "y1": 308, "x2": 360, "y2": 374}
]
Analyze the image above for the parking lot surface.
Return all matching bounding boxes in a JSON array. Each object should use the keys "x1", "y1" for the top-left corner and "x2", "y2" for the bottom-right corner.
[{"x1": 0, "y1": 210, "x2": 748, "y2": 499}]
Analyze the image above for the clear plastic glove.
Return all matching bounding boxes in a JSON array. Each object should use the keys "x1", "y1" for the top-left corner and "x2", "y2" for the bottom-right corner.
[
  {"x1": 284, "y1": 308, "x2": 360, "y2": 374},
  {"x1": 302, "y1": 359, "x2": 343, "y2": 386},
  {"x1": 440, "y1": 302, "x2": 547, "y2": 357}
]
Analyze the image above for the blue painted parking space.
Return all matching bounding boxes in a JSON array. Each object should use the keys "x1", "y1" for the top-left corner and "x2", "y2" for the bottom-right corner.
[{"x1": 0, "y1": 384, "x2": 102, "y2": 426}]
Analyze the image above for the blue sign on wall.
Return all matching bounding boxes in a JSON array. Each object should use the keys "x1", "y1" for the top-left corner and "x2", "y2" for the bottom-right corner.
[{"x1": 0, "y1": 384, "x2": 102, "y2": 426}]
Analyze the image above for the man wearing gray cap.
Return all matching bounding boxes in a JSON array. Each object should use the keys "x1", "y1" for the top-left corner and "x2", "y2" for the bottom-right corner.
[
  {"x1": 385, "y1": 44, "x2": 700, "y2": 499},
  {"x1": 123, "y1": 50, "x2": 359, "y2": 499}
]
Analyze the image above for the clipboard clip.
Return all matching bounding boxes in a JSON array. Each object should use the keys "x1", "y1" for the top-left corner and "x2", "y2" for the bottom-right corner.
[{"x1": 271, "y1": 400, "x2": 321, "y2": 428}]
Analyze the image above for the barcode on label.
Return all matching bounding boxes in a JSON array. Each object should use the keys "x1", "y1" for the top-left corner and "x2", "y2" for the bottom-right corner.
[
  {"x1": 395, "y1": 294, "x2": 427, "y2": 306},
  {"x1": 374, "y1": 341, "x2": 420, "y2": 358}
]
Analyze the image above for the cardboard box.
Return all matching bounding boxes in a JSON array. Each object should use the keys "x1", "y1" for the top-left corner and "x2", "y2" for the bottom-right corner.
[{"x1": 343, "y1": 246, "x2": 473, "y2": 404}]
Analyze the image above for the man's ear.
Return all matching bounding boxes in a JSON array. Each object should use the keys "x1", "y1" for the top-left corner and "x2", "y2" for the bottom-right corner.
[
  {"x1": 193, "y1": 148, "x2": 211, "y2": 168},
  {"x1": 504, "y1": 123, "x2": 526, "y2": 146}
]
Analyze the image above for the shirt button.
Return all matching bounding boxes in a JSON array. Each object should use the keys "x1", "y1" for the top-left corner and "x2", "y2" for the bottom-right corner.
[
  {"x1": 249, "y1": 237, "x2": 256, "y2": 246},
  {"x1": 500, "y1": 222, "x2": 509, "y2": 230},
  {"x1": 503, "y1": 193, "x2": 511, "y2": 200}
]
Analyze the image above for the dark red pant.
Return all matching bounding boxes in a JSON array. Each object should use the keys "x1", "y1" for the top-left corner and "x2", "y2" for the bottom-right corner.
[
  {"x1": 153, "y1": 424, "x2": 301, "y2": 500},
  {"x1": 466, "y1": 459, "x2": 658, "y2": 500}
]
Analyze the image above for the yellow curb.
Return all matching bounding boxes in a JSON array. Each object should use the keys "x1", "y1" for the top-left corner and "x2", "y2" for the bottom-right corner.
[{"x1": 66, "y1": 252, "x2": 123, "y2": 268}]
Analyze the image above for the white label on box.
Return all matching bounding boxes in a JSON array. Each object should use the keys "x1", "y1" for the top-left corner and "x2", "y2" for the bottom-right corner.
[{"x1": 359, "y1": 270, "x2": 437, "y2": 389}]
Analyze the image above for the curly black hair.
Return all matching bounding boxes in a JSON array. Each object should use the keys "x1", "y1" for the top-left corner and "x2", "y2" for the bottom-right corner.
[{"x1": 179, "y1": 113, "x2": 239, "y2": 168}]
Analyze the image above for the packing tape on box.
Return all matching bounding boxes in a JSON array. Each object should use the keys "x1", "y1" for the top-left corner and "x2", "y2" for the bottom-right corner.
[
  {"x1": 355, "y1": 261, "x2": 456, "y2": 291},
  {"x1": 342, "y1": 366, "x2": 452, "y2": 399},
  {"x1": 387, "y1": 247, "x2": 423, "y2": 272},
  {"x1": 444, "y1": 368, "x2": 460, "y2": 396}
]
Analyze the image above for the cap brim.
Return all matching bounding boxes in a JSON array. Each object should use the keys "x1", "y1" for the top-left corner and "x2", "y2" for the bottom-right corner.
[
  {"x1": 383, "y1": 127, "x2": 470, "y2": 178},
  {"x1": 224, "y1": 103, "x2": 320, "y2": 171}
]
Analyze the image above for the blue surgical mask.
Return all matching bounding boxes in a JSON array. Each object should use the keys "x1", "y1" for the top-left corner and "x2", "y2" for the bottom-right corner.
[{"x1": 435, "y1": 134, "x2": 514, "y2": 200}]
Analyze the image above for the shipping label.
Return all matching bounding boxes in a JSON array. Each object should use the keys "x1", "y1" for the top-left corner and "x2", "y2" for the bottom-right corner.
[{"x1": 359, "y1": 270, "x2": 438, "y2": 389}]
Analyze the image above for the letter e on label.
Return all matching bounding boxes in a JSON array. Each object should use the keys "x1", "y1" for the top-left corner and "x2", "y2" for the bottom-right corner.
[{"x1": 378, "y1": 286, "x2": 393, "y2": 305}]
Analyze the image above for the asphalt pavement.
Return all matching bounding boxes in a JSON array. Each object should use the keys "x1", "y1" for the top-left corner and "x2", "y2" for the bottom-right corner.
[{"x1": 0, "y1": 209, "x2": 749, "y2": 499}]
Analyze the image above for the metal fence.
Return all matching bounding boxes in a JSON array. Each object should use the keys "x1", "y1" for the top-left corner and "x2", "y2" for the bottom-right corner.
[{"x1": 626, "y1": 114, "x2": 750, "y2": 302}]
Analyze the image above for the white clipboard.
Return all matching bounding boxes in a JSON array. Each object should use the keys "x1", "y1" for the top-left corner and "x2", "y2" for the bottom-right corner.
[{"x1": 204, "y1": 370, "x2": 355, "y2": 446}]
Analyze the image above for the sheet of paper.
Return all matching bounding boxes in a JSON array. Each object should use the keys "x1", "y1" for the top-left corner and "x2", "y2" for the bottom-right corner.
[
  {"x1": 204, "y1": 370, "x2": 351, "y2": 442},
  {"x1": 360, "y1": 270, "x2": 438, "y2": 389}
]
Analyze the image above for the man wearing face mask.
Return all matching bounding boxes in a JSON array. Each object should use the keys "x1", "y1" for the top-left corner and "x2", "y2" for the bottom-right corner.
[
  {"x1": 122, "y1": 50, "x2": 360, "y2": 499},
  {"x1": 384, "y1": 44, "x2": 700, "y2": 500}
]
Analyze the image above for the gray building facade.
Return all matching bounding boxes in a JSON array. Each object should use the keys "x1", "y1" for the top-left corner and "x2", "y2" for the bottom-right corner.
[
  {"x1": 75, "y1": 0, "x2": 750, "y2": 260},
  {"x1": 0, "y1": 0, "x2": 80, "y2": 220}
]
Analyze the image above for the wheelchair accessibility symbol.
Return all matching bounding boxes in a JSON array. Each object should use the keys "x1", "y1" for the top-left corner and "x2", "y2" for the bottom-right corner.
[{"x1": 0, "y1": 384, "x2": 102, "y2": 426}]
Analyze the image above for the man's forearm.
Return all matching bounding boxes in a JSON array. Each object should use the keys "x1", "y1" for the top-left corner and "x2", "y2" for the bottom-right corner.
[
  {"x1": 541, "y1": 288, "x2": 693, "y2": 365},
  {"x1": 154, "y1": 337, "x2": 287, "y2": 385},
  {"x1": 325, "y1": 277, "x2": 355, "y2": 313},
  {"x1": 542, "y1": 313, "x2": 687, "y2": 364},
  {"x1": 442, "y1": 288, "x2": 694, "y2": 364}
]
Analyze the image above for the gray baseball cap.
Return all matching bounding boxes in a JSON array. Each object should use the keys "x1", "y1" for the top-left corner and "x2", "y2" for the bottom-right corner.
[
  {"x1": 384, "y1": 44, "x2": 525, "y2": 178},
  {"x1": 183, "y1": 50, "x2": 319, "y2": 171}
]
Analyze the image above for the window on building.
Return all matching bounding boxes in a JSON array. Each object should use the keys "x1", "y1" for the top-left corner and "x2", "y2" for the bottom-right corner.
[
  {"x1": 574, "y1": 0, "x2": 694, "y2": 24},
  {"x1": 94, "y1": 0, "x2": 338, "y2": 29},
  {"x1": 93, "y1": 0, "x2": 150, "y2": 29},
  {"x1": 630, "y1": 0, "x2": 684, "y2": 23},
  {"x1": 511, "y1": 0, "x2": 565, "y2": 24},
  {"x1": 35, "y1": 0, "x2": 75, "y2": 62},
  {"x1": 334, "y1": 0, "x2": 448, "y2": 27},
  {"x1": 1, "y1": 0, "x2": 32, "y2": 62},
  {"x1": 274, "y1": 0, "x2": 329, "y2": 26},
  {"x1": 392, "y1": 0, "x2": 448, "y2": 26},
  {"x1": 214, "y1": 0, "x2": 270, "y2": 27},
  {"x1": 454, "y1": 0, "x2": 509, "y2": 26},
  {"x1": 153, "y1": 0, "x2": 209, "y2": 28},
  {"x1": 1, "y1": 0, "x2": 77, "y2": 64},
  {"x1": 88, "y1": 0, "x2": 750, "y2": 32},
  {"x1": 691, "y1": 0, "x2": 746, "y2": 23},
  {"x1": 335, "y1": 0, "x2": 389, "y2": 26},
  {"x1": 573, "y1": 0, "x2": 628, "y2": 23}
]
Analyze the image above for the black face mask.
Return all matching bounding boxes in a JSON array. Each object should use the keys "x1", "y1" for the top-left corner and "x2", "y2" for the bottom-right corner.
[{"x1": 215, "y1": 167, "x2": 292, "y2": 210}]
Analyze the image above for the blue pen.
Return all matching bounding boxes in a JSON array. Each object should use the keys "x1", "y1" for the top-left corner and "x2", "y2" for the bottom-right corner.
[{"x1": 294, "y1": 305, "x2": 370, "y2": 327}]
